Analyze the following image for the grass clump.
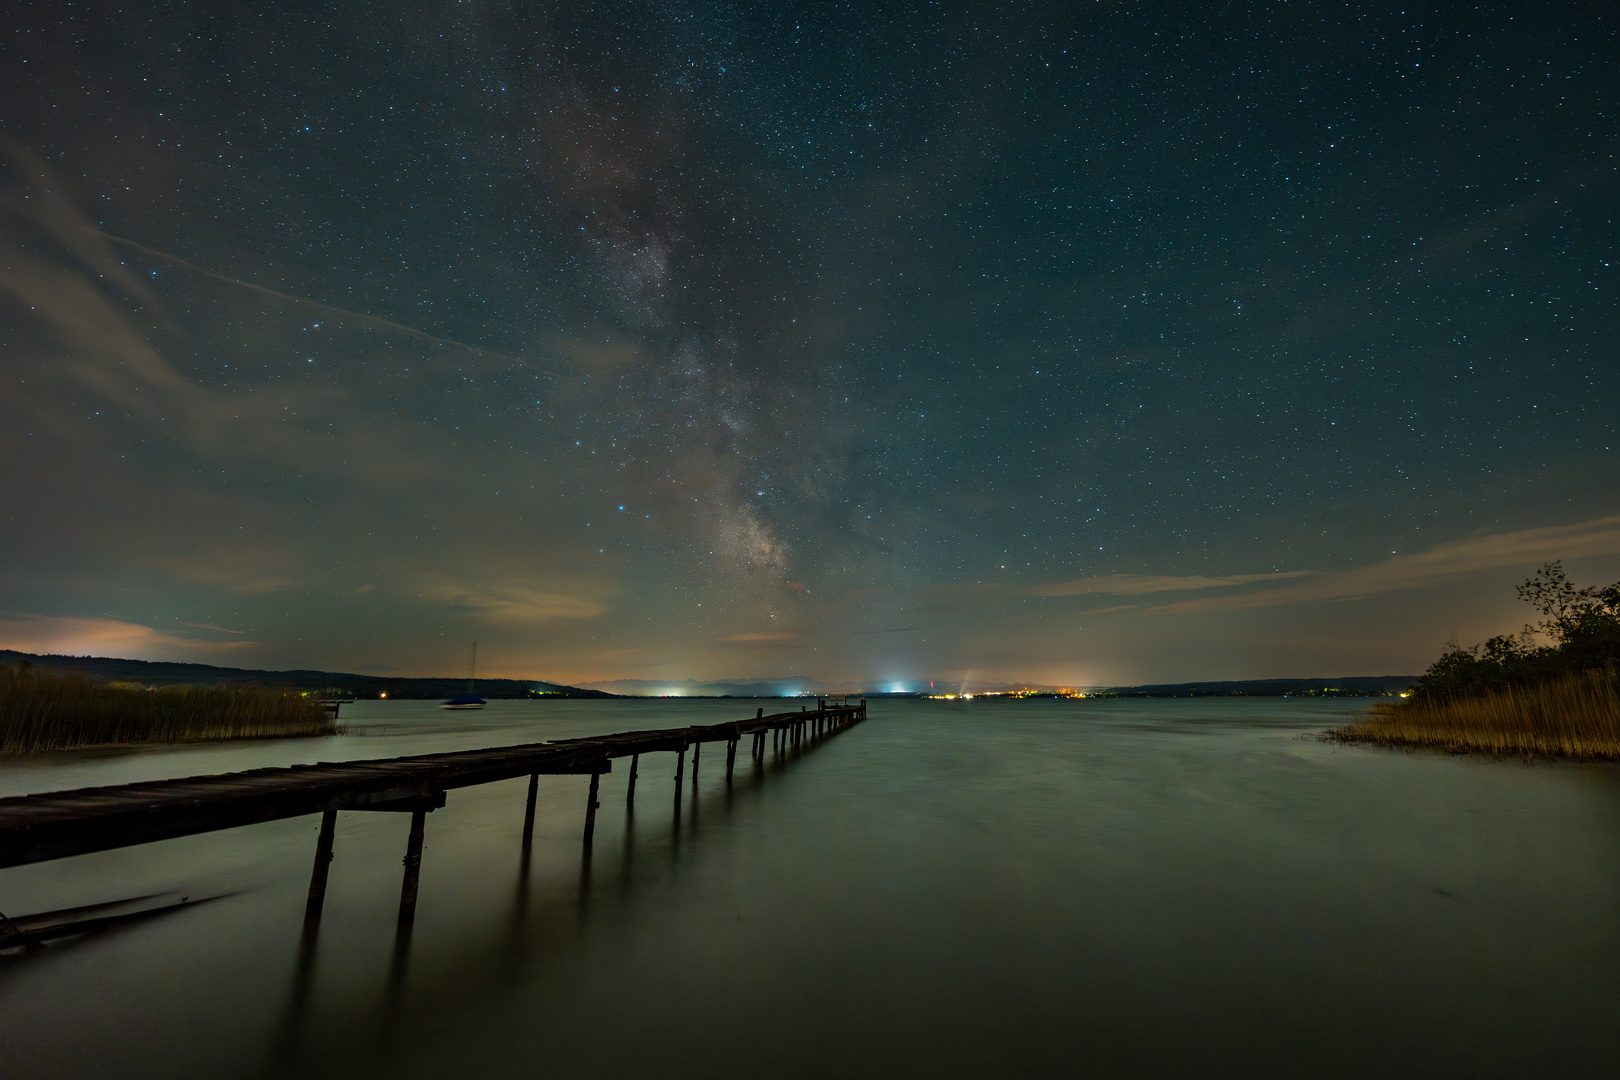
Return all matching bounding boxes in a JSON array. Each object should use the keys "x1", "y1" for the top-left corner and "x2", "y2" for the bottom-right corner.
[
  {"x1": 0, "y1": 663, "x2": 336, "y2": 753},
  {"x1": 1333, "y1": 669, "x2": 1620, "y2": 759}
]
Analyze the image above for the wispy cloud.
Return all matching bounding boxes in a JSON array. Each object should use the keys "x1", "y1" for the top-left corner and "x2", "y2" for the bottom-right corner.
[
  {"x1": 0, "y1": 614, "x2": 258, "y2": 658},
  {"x1": 1024, "y1": 571, "x2": 1313, "y2": 597},
  {"x1": 420, "y1": 576, "x2": 608, "y2": 624},
  {"x1": 713, "y1": 629, "x2": 810, "y2": 644},
  {"x1": 1152, "y1": 515, "x2": 1620, "y2": 613},
  {"x1": 0, "y1": 155, "x2": 466, "y2": 491}
]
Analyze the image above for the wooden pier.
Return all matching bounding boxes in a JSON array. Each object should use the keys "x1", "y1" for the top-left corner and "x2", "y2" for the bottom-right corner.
[{"x1": 0, "y1": 700, "x2": 864, "y2": 936}]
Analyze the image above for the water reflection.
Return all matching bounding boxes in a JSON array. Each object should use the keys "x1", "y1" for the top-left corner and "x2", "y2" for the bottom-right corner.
[
  {"x1": 6, "y1": 700, "x2": 1620, "y2": 1079},
  {"x1": 272, "y1": 716, "x2": 850, "y2": 1063}
]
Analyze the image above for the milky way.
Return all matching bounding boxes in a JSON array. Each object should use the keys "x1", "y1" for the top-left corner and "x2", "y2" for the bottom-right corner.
[{"x1": 1, "y1": 3, "x2": 1616, "y2": 687}]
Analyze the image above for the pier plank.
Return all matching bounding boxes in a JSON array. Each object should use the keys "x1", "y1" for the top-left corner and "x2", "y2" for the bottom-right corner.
[{"x1": 0, "y1": 706, "x2": 864, "y2": 869}]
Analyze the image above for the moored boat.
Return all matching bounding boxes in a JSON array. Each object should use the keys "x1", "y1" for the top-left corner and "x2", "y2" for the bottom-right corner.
[{"x1": 440, "y1": 642, "x2": 486, "y2": 709}]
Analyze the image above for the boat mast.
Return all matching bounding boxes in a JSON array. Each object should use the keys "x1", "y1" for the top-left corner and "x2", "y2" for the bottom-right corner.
[{"x1": 468, "y1": 641, "x2": 478, "y2": 694}]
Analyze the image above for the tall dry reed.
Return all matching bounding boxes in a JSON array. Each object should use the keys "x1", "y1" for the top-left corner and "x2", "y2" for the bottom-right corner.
[
  {"x1": 0, "y1": 666, "x2": 336, "y2": 753},
  {"x1": 1333, "y1": 669, "x2": 1620, "y2": 759}
]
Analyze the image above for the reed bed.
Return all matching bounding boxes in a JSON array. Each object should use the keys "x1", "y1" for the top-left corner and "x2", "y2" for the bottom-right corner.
[
  {"x1": 0, "y1": 666, "x2": 336, "y2": 753},
  {"x1": 1332, "y1": 669, "x2": 1620, "y2": 760}
]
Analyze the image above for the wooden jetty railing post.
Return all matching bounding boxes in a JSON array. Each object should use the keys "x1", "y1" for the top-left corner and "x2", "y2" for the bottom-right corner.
[
  {"x1": 397, "y1": 809, "x2": 427, "y2": 926},
  {"x1": 303, "y1": 809, "x2": 338, "y2": 921},
  {"x1": 521, "y1": 773, "x2": 539, "y2": 844},
  {"x1": 626, "y1": 753, "x2": 639, "y2": 807},
  {"x1": 582, "y1": 772, "x2": 601, "y2": 844}
]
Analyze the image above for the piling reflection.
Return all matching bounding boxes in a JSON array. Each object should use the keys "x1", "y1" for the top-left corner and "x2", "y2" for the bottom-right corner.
[
  {"x1": 251, "y1": 711, "x2": 855, "y2": 1076},
  {"x1": 267, "y1": 917, "x2": 322, "y2": 1069}
]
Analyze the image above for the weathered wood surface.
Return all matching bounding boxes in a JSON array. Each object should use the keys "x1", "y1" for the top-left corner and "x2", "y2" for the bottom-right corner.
[{"x1": 0, "y1": 706, "x2": 863, "y2": 870}]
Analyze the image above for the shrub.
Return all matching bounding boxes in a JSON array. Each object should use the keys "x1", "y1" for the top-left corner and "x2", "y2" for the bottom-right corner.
[{"x1": 1412, "y1": 562, "x2": 1620, "y2": 701}]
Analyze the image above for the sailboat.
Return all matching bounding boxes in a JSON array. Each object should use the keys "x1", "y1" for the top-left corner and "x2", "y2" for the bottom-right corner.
[{"x1": 441, "y1": 641, "x2": 487, "y2": 709}]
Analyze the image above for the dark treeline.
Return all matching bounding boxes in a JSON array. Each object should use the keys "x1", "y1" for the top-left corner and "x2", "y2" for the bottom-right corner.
[
  {"x1": 0, "y1": 651, "x2": 615, "y2": 700},
  {"x1": 1416, "y1": 562, "x2": 1620, "y2": 699}
]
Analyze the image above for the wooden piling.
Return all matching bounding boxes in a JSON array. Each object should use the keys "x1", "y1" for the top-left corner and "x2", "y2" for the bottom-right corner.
[
  {"x1": 0, "y1": 705, "x2": 871, "y2": 910},
  {"x1": 582, "y1": 772, "x2": 601, "y2": 844},
  {"x1": 626, "y1": 753, "x2": 639, "y2": 807},
  {"x1": 397, "y1": 809, "x2": 427, "y2": 926},
  {"x1": 521, "y1": 773, "x2": 539, "y2": 844},
  {"x1": 692, "y1": 740, "x2": 701, "y2": 782},
  {"x1": 303, "y1": 809, "x2": 337, "y2": 921}
]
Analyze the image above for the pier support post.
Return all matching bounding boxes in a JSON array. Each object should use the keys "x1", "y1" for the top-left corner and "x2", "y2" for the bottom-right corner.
[
  {"x1": 626, "y1": 753, "x2": 639, "y2": 807},
  {"x1": 726, "y1": 739, "x2": 737, "y2": 784},
  {"x1": 674, "y1": 747, "x2": 686, "y2": 804},
  {"x1": 397, "y1": 810, "x2": 427, "y2": 926},
  {"x1": 304, "y1": 809, "x2": 338, "y2": 921},
  {"x1": 692, "y1": 740, "x2": 701, "y2": 782},
  {"x1": 521, "y1": 772, "x2": 539, "y2": 844},
  {"x1": 582, "y1": 772, "x2": 601, "y2": 844}
]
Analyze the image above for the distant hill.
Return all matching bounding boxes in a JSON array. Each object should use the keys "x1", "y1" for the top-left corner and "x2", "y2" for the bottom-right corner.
[
  {"x1": 0, "y1": 650, "x2": 615, "y2": 700},
  {"x1": 577, "y1": 674, "x2": 1418, "y2": 698},
  {"x1": 1097, "y1": 675, "x2": 1417, "y2": 698}
]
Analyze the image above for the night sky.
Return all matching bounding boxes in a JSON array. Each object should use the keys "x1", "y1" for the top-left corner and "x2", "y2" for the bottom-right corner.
[{"x1": 2, "y1": 3, "x2": 1615, "y2": 690}]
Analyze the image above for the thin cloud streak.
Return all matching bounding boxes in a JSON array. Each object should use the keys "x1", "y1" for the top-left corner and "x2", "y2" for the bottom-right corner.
[
  {"x1": 419, "y1": 576, "x2": 609, "y2": 625},
  {"x1": 1025, "y1": 571, "x2": 1314, "y2": 597},
  {"x1": 0, "y1": 187, "x2": 568, "y2": 380},
  {"x1": 0, "y1": 614, "x2": 259, "y2": 657},
  {"x1": 713, "y1": 630, "x2": 811, "y2": 643},
  {"x1": 1152, "y1": 515, "x2": 1620, "y2": 613}
]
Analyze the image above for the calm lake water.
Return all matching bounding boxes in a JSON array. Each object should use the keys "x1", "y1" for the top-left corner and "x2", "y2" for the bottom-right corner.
[{"x1": 2, "y1": 698, "x2": 1619, "y2": 1078}]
